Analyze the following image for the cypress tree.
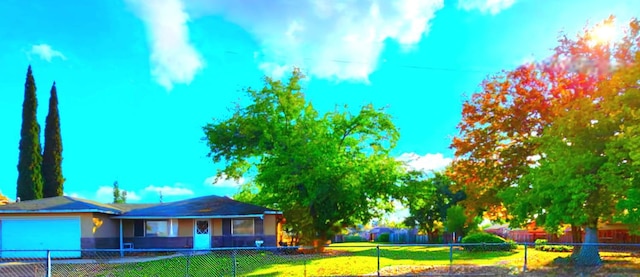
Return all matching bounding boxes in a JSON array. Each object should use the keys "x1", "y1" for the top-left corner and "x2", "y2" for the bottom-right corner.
[
  {"x1": 43, "y1": 82, "x2": 64, "y2": 197},
  {"x1": 16, "y1": 65, "x2": 44, "y2": 200}
]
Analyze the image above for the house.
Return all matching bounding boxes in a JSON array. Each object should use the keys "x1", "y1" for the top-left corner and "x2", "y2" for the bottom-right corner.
[
  {"x1": 493, "y1": 221, "x2": 640, "y2": 243},
  {"x1": 484, "y1": 223, "x2": 510, "y2": 238},
  {"x1": 367, "y1": 227, "x2": 394, "y2": 241},
  {"x1": 0, "y1": 195, "x2": 283, "y2": 258}
]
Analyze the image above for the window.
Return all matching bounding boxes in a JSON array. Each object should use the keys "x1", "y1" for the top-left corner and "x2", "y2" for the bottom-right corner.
[
  {"x1": 232, "y1": 219, "x2": 254, "y2": 235},
  {"x1": 134, "y1": 220, "x2": 145, "y2": 237},
  {"x1": 145, "y1": 219, "x2": 178, "y2": 237}
]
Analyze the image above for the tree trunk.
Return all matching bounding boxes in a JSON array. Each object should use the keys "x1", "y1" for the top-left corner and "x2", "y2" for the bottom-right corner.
[
  {"x1": 427, "y1": 229, "x2": 436, "y2": 243},
  {"x1": 570, "y1": 224, "x2": 583, "y2": 257},
  {"x1": 575, "y1": 226, "x2": 602, "y2": 266},
  {"x1": 313, "y1": 236, "x2": 327, "y2": 253}
]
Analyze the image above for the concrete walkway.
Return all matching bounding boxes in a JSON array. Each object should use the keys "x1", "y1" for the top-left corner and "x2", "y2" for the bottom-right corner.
[{"x1": 47, "y1": 252, "x2": 186, "y2": 264}]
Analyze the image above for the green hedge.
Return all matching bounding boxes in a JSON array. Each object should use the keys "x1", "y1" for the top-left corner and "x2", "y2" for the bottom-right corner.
[
  {"x1": 344, "y1": 235, "x2": 367, "y2": 242},
  {"x1": 375, "y1": 233, "x2": 390, "y2": 242},
  {"x1": 534, "y1": 239, "x2": 572, "y2": 252},
  {"x1": 461, "y1": 232, "x2": 517, "y2": 252}
]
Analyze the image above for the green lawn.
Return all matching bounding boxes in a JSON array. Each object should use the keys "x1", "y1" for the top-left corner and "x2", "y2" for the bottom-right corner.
[{"x1": 72, "y1": 242, "x2": 639, "y2": 276}]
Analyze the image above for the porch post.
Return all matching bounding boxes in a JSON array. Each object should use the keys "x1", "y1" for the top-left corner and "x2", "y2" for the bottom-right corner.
[{"x1": 119, "y1": 219, "x2": 124, "y2": 257}]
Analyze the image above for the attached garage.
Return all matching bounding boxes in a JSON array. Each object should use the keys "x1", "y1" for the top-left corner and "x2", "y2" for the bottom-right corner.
[{"x1": 1, "y1": 217, "x2": 81, "y2": 258}]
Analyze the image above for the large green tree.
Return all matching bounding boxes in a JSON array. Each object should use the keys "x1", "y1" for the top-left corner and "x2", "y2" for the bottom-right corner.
[
  {"x1": 499, "y1": 18, "x2": 640, "y2": 266},
  {"x1": 204, "y1": 69, "x2": 404, "y2": 246},
  {"x1": 593, "y1": 19, "x2": 640, "y2": 233},
  {"x1": 402, "y1": 171, "x2": 465, "y2": 243},
  {"x1": 17, "y1": 65, "x2": 43, "y2": 201},
  {"x1": 43, "y1": 82, "x2": 65, "y2": 197}
]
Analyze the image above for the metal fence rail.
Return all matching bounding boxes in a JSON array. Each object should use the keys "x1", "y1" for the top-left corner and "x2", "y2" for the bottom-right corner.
[{"x1": 0, "y1": 243, "x2": 638, "y2": 276}]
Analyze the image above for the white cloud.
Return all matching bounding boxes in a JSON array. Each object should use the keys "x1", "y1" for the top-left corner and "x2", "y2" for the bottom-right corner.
[
  {"x1": 397, "y1": 152, "x2": 452, "y2": 172},
  {"x1": 381, "y1": 200, "x2": 410, "y2": 223},
  {"x1": 63, "y1": 192, "x2": 83, "y2": 198},
  {"x1": 186, "y1": 0, "x2": 444, "y2": 82},
  {"x1": 258, "y1": 62, "x2": 292, "y2": 81},
  {"x1": 144, "y1": 184, "x2": 194, "y2": 196},
  {"x1": 204, "y1": 175, "x2": 245, "y2": 188},
  {"x1": 127, "y1": 0, "x2": 204, "y2": 90},
  {"x1": 127, "y1": 192, "x2": 141, "y2": 201},
  {"x1": 95, "y1": 186, "x2": 141, "y2": 203},
  {"x1": 457, "y1": 0, "x2": 516, "y2": 15},
  {"x1": 29, "y1": 44, "x2": 66, "y2": 62}
]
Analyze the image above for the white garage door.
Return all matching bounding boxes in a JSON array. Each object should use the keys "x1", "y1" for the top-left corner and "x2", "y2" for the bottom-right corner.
[{"x1": 1, "y1": 217, "x2": 81, "y2": 258}]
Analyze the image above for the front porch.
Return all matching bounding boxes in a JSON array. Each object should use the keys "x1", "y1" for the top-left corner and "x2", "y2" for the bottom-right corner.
[{"x1": 115, "y1": 215, "x2": 281, "y2": 254}]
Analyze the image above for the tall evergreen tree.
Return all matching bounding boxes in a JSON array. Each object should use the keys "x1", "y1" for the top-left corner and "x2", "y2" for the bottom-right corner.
[
  {"x1": 43, "y1": 82, "x2": 64, "y2": 197},
  {"x1": 112, "y1": 181, "x2": 127, "y2": 204},
  {"x1": 17, "y1": 65, "x2": 43, "y2": 200}
]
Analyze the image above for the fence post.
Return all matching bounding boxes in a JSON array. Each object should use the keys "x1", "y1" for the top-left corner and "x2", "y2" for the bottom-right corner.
[
  {"x1": 46, "y1": 250, "x2": 51, "y2": 277},
  {"x1": 303, "y1": 251, "x2": 307, "y2": 277},
  {"x1": 523, "y1": 243, "x2": 528, "y2": 273},
  {"x1": 449, "y1": 244, "x2": 454, "y2": 274},
  {"x1": 232, "y1": 249, "x2": 237, "y2": 277},
  {"x1": 185, "y1": 251, "x2": 192, "y2": 276},
  {"x1": 377, "y1": 245, "x2": 380, "y2": 277}
]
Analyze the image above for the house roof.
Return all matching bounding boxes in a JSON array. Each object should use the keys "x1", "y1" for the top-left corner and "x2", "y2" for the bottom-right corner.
[
  {"x1": 0, "y1": 195, "x2": 281, "y2": 218},
  {"x1": 0, "y1": 196, "x2": 124, "y2": 214},
  {"x1": 369, "y1": 227, "x2": 394, "y2": 234},
  {"x1": 113, "y1": 195, "x2": 280, "y2": 219},
  {"x1": 110, "y1": 203, "x2": 158, "y2": 212},
  {"x1": 484, "y1": 223, "x2": 509, "y2": 231}
]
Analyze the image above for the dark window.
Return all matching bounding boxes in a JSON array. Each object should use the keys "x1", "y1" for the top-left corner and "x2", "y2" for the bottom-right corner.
[
  {"x1": 232, "y1": 219, "x2": 254, "y2": 235},
  {"x1": 134, "y1": 219, "x2": 144, "y2": 237}
]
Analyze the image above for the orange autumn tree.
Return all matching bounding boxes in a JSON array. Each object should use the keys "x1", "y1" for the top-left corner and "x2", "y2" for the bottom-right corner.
[
  {"x1": 450, "y1": 18, "x2": 616, "y2": 224},
  {"x1": 449, "y1": 63, "x2": 552, "y2": 219},
  {"x1": 0, "y1": 193, "x2": 9, "y2": 205}
]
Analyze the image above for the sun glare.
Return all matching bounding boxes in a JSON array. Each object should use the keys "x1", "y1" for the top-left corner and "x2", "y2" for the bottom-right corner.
[{"x1": 589, "y1": 22, "x2": 616, "y2": 45}]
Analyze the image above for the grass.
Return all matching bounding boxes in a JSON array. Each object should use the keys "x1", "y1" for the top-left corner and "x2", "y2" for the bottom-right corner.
[{"x1": 49, "y1": 242, "x2": 639, "y2": 276}]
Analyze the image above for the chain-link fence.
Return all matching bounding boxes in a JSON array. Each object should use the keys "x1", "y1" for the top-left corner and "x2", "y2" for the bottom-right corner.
[{"x1": 0, "y1": 243, "x2": 638, "y2": 276}]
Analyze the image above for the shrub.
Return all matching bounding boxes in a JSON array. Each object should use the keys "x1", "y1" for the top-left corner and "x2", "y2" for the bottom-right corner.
[
  {"x1": 461, "y1": 232, "x2": 517, "y2": 252},
  {"x1": 534, "y1": 239, "x2": 547, "y2": 250},
  {"x1": 533, "y1": 238, "x2": 573, "y2": 252},
  {"x1": 376, "y1": 233, "x2": 390, "y2": 242},
  {"x1": 344, "y1": 235, "x2": 367, "y2": 242},
  {"x1": 540, "y1": 244, "x2": 573, "y2": 252}
]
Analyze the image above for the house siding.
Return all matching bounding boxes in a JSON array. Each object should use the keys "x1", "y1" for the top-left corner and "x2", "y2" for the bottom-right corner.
[
  {"x1": 178, "y1": 219, "x2": 192, "y2": 236},
  {"x1": 92, "y1": 213, "x2": 119, "y2": 238},
  {"x1": 127, "y1": 237, "x2": 193, "y2": 249},
  {"x1": 263, "y1": 214, "x2": 276, "y2": 235},
  {"x1": 212, "y1": 218, "x2": 222, "y2": 236}
]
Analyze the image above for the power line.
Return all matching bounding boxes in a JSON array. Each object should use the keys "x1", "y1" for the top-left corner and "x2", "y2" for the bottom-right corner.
[{"x1": 222, "y1": 49, "x2": 507, "y2": 74}]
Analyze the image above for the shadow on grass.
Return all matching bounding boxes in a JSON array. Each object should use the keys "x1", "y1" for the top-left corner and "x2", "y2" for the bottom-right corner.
[
  {"x1": 79, "y1": 245, "x2": 519, "y2": 277},
  {"x1": 330, "y1": 245, "x2": 518, "y2": 261},
  {"x1": 77, "y1": 245, "x2": 639, "y2": 276}
]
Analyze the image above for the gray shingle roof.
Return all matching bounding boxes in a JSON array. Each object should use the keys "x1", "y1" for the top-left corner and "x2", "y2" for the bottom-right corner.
[
  {"x1": 0, "y1": 196, "x2": 124, "y2": 214},
  {"x1": 114, "y1": 195, "x2": 279, "y2": 218},
  {"x1": 0, "y1": 195, "x2": 280, "y2": 218}
]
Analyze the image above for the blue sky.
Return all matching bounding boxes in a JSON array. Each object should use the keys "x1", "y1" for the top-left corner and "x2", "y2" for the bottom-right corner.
[{"x1": 0, "y1": 0, "x2": 638, "y2": 206}]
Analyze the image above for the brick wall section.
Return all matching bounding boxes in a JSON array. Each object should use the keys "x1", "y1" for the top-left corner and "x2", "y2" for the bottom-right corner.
[
  {"x1": 212, "y1": 235, "x2": 277, "y2": 247},
  {"x1": 125, "y1": 237, "x2": 194, "y2": 249},
  {"x1": 81, "y1": 237, "x2": 120, "y2": 249}
]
